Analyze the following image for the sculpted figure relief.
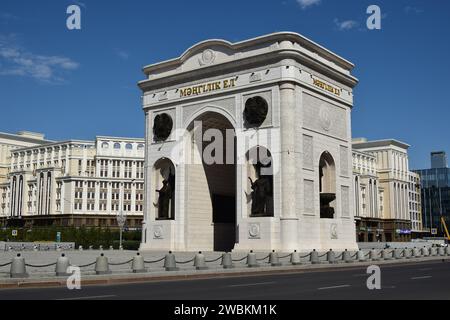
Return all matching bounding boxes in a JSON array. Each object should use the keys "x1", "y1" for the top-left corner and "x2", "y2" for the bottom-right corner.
[
  {"x1": 248, "y1": 163, "x2": 272, "y2": 216},
  {"x1": 155, "y1": 172, "x2": 175, "y2": 219}
]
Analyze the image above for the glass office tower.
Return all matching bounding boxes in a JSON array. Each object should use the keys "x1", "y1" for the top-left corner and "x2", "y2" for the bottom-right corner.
[{"x1": 414, "y1": 152, "x2": 450, "y2": 236}]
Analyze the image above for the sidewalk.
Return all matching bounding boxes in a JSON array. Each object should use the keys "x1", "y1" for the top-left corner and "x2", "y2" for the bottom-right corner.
[{"x1": 1, "y1": 254, "x2": 448, "y2": 289}]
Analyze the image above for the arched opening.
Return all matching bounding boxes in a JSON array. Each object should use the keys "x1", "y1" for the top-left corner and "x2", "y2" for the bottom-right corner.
[
  {"x1": 186, "y1": 111, "x2": 236, "y2": 252},
  {"x1": 246, "y1": 146, "x2": 274, "y2": 217},
  {"x1": 319, "y1": 151, "x2": 336, "y2": 219},
  {"x1": 153, "y1": 158, "x2": 175, "y2": 220}
]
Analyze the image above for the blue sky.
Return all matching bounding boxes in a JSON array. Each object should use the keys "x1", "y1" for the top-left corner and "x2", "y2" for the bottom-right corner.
[{"x1": 0, "y1": 0, "x2": 449, "y2": 169}]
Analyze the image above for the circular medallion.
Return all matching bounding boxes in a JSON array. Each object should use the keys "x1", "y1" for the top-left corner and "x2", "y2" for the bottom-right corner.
[
  {"x1": 199, "y1": 49, "x2": 215, "y2": 65},
  {"x1": 154, "y1": 226, "x2": 163, "y2": 239},
  {"x1": 319, "y1": 105, "x2": 332, "y2": 131},
  {"x1": 244, "y1": 96, "x2": 269, "y2": 128},
  {"x1": 249, "y1": 223, "x2": 260, "y2": 238},
  {"x1": 153, "y1": 113, "x2": 173, "y2": 142}
]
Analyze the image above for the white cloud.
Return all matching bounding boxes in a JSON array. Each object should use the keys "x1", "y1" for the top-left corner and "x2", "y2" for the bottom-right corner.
[
  {"x1": 0, "y1": 34, "x2": 79, "y2": 83},
  {"x1": 296, "y1": 0, "x2": 321, "y2": 10},
  {"x1": 404, "y1": 6, "x2": 423, "y2": 14},
  {"x1": 0, "y1": 12, "x2": 19, "y2": 26},
  {"x1": 334, "y1": 18, "x2": 359, "y2": 31},
  {"x1": 115, "y1": 49, "x2": 129, "y2": 60}
]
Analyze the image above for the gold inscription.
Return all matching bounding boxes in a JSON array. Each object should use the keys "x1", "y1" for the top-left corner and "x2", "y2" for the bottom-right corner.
[
  {"x1": 313, "y1": 78, "x2": 341, "y2": 96},
  {"x1": 180, "y1": 78, "x2": 236, "y2": 98}
]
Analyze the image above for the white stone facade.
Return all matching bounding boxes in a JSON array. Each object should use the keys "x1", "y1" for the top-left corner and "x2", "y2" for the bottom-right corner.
[
  {"x1": 409, "y1": 172, "x2": 423, "y2": 232},
  {"x1": 352, "y1": 138, "x2": 422, "y2": 241},
  {"x1": 139, "y1": 32, "x2": 359, "y2": 252},
  {"x1": 0, "y1": 136, "x2": 145, "y2": 227}
]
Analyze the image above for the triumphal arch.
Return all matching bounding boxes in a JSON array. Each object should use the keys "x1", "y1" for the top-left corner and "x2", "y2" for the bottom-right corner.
[{"x1": 138, "y1": 32, "x2": 359, "y2": 252}]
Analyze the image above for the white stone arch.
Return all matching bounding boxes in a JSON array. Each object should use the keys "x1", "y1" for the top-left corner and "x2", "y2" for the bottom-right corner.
[
  {"x1": 183, "y1": 105, "x2": 237, "y2": 130},
  {"x1": 182, "y1": 109, "x2": 238, "y2": 252}
]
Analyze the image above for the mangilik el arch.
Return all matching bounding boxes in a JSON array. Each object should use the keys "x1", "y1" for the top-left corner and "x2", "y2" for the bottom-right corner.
[{"x1": 139, "y1": 32, "x2": 359, "y2": 252}]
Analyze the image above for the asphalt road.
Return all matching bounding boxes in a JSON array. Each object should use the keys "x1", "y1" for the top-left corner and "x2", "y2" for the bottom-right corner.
[{"x1": 1, "y1": 260, "x2": 449, "y2": 300}]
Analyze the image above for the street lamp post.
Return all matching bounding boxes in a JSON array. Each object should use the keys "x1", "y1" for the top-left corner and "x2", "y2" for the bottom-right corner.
[
  {"x1": 117, "y1": 182, "x2": 127, "y2": 249},
  {"x1": 116, "y1": 210, "x2": 126, "y2": 249}
]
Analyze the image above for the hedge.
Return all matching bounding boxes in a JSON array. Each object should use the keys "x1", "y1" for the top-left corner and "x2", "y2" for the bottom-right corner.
[{"x1": 0, "y1": 226, "x2": 142, "y2": 249}]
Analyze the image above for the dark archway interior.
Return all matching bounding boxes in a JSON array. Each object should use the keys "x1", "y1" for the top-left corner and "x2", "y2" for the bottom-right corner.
[
  {"x1": 319, "y1": 151, "x2": 336, "y2": 219},
  {"x1": 189, "y1": 112, "x2": 237, "y2": 252}
]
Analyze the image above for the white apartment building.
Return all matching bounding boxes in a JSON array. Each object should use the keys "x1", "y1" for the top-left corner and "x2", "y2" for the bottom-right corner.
[
  {"x1": 409, "y1": 172, "x2": 423, "y2": 233},
  {"x1": 0, "y1": 135, "x2": 145, "y2": 228},
  {"x1": 0, "y1": 131, "x2": 52, "y2": 184},
  {"x1": 352, "y1": 138, "x2": 422, "y2": 242}
]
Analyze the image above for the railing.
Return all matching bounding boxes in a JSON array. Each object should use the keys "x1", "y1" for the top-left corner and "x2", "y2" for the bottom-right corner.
[{"x1": 1, "y1": 246, "x2": 449, "y2": 279}]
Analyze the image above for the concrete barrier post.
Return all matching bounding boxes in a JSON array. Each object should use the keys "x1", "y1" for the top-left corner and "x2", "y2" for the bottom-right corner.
[
  {"x1": 357, "y1": 250, "x2": 366, "y2": 262},
  {"x1": 291, "y1": 250, "x2": 301, "y2": 265},
  {"x1": 310, "y1": 250, "x2": 320, "y2": 264},
  {"x1": 327, "y1": 250, "x2": 336, "y2": 264},
  {"x1": 10, "y1": 254, "x2": 28, "y2": 278},
  {"x1": 95, "y1": 253, "x2": 111, "y2": 275},
  {"x1": 247, "y1": 251, "x2": 259, "y2": 268},
  {"x1": 164, "y1": 251, "x2": 179, "y2": 271},
  {"x1": 342, "y1": 249, "x2": 353, "y2": 263},
  {"x1": 269, "y1": 251, "x2": 282, "y2": 267},
  {"x1": 221, "y1": 253, "x2": 234, "y2": 269},
  {"x1": 382, "y1": 249, "x2": 392, "y2": 260},
  {"x1": 132, "y1": 253, "x2": 146, "y2": 273},
  {"x1": 56, "y1": 253, "x2": 71, "y2": 276},
  {"x1": 431, "y1": 247, "x2": 438, "y2": 256},
  {"x1": 194, "y1": 252, "x2": 208, "y2": 270},
  {"x1": 370, "y1": 249, "x2": 379, "y2": 261},
  {"x1": 438, "y1": 247, "x2": 445, "y2": 256}
]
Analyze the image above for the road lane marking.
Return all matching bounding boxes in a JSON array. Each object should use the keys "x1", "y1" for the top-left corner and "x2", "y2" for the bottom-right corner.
[
  {"x1": 228, "y1": 282, "x2": 276, "y2": 288},
  {"x1": 418, "y1": 268, "x2": 432, "y2": 271},
  {"x1": 318, "y1": 285, "x2": 351, "y2": 290},
  {"x1": 56, "y1": 295, "x2": 117, "y2": 300},
  {"x1": 411, "y1": 276, "x2": 432, "y2": 280}
]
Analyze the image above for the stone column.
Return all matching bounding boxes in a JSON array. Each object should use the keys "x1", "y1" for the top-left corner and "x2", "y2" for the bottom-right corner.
[{"x1": 279, "y1": 82, "x2": 298, "y2": 251}]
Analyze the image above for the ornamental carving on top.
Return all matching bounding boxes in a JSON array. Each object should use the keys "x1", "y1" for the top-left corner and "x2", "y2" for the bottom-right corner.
[
  {"x1": 331, "y1": 223, "x2": 338, "y2": 240},
  {"x1": 198, "y1": 49, "x2": 216, "y2": 66}
]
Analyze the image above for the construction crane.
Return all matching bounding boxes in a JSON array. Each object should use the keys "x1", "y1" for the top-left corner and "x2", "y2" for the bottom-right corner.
[{"x1": 441, "y1": 216, "x2": 450, "y2": 241}]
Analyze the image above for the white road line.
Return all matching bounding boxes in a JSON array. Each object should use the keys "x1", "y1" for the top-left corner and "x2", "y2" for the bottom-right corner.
[
  {"x1": 418, "y1": 268, "x2": 433, "y2": 271},
  {"x1": 228, "y1": 282, "x2": 276, "y2": 288},
  {"x1": 352, "y1": 274, "x2": 368, "y2": 277},
  {"x1": 411, "y1": 276, "x2": 432, "y2": 280},
  {"x1": 56, "y1": 295, "x2": 117, "y2": 300},
  {"x1": 318, "y1": 285, "x2": 351, "y2": 290}
]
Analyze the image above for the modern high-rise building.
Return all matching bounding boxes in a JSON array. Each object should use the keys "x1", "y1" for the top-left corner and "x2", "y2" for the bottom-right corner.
[
  {"x1": 0, "y1": 135, "x2": 145, "y2": 228},
  {"x1": 413, "y1": 151, "x2": 450, "y2": 236},
  {"x1": 431, "y1": 151, "x2": 448, "y2": 169}
]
